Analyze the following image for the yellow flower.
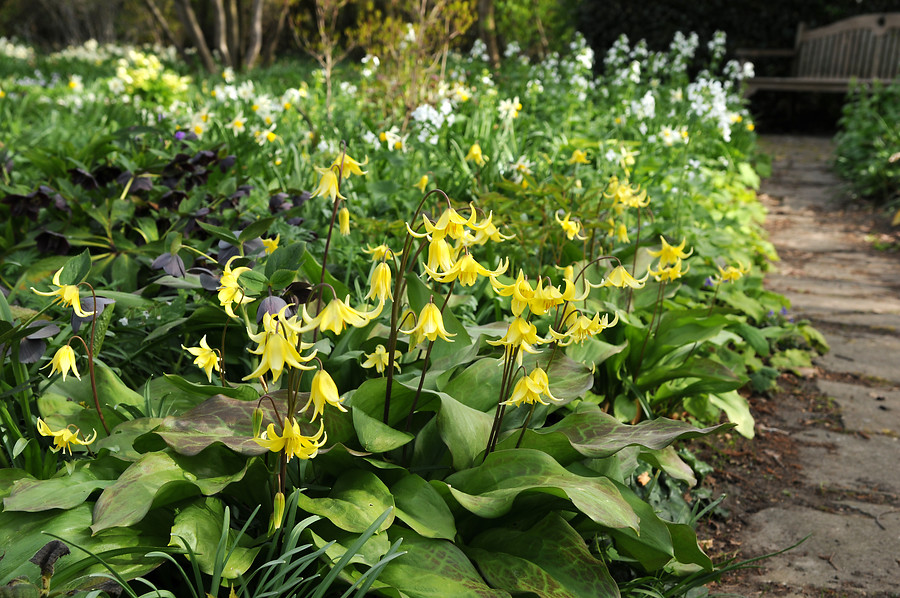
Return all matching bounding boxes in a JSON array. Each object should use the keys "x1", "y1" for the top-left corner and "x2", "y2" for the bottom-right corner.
[
  {"x1": 649, "y1": 258, "x2": 690, "y2": 282},
  {"x1": 414, "y1": 175, "x2": 429, "y2": 192},
  {"x1": 502, "y1": 368, "x2": 558, "y2": 407},
  {"x1": 550, "y1": 311, "x2": 619, "y2": 346},
  {"x1": 254, "y1": 417, "x2": 326, "y2": 462},
  {"x1": 262, "y1": 234, "x2": 280, "y2": 255},
  {"x1": 217, "y1": 256, "x2": 254, "y2": 318},
  {"x1": 303, "y1": 369, "x2": 347, "y2": 421},
  {"x1": 408, "y1": 206, "x2": 476, "y2": 242},
  {"x1": 647, "y1": 237, "x2": 693, "y2": 268},
  {"x1": 490, "y1": 270, "x2": 535, "y2": 317},
  {"x1": 311, "y1": 166, "x2": 345, "y2": 203},
  {"x1": 299, "y1": 296, "x2": 383, "y2": 335},
  {"x1": 554, "y1": 212, "x2": 586, "y2": 241},
  {"x1": 599, "y1": 265, "x2": 648, "y2": 289},
  {"x1": 339, "y1": 206, "x2": 350, "y2": 236},
  {"x1": 717, "y1": 261, "x2": 750, "y2": 283},
  {"x1": 243, "y1": 311, "x2": 317, "y2": 383},
  {"x1": 487, "y1": 317, "x2": 545, "y2": 364},
  {"x1": 605, "y1": 176, "x2": 649, "y2": 209},
  {"x1": 36, "y1": 418, "x2": 96, "y2": 455},
  {"x1": 42, "y1": 345, "x2": 81, "y2": 381},
  {"x1": 401, "y1": 302, "x2": 455, "y2": 345},
  {"x1": 465, "y1": 142, "x2": 487, "y2": 166},
  {"x1": 364, "y1": 244, "x2": 400, "y2": 262},
  {"x1": 331, "y1": 153, "x2": 367, "y2": 178},
  {"x1": 424, "y1": 237, "x2": 460, "y2": 273},
  {"x1": 365, "y1": 261, "x2": 393, "y2": 302},
  {"x1": 182, "y1": 335, "x2": 221, "y2": 382},
  {"x1": 424, "y1": 253, "x2": 508, "y2": 287},
  {"x1": 31, "y1": 268, "x2": 94, "y2": 318},
  {"x1": 567, "y1": 149, "x2": 589, "y2": 165},
  {"x1": 361, "y1": 344, "x2": 401, "y2": 375}
]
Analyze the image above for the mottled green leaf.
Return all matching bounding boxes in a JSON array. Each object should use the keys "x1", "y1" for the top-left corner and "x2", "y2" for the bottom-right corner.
[
  {"x1": 442, "y1": 358, "x2": 503, "y2": 412},
  {"x1": 444, "y1": 449, "x2": 638, "y2": 532},
  {"x1": 468, "y1": 513, "x2": 619, "y2": 598},
  {"x1": 352, "y1": 406, "x2": 413, "y2": 453},
  {"x1": 4, "y1": 458, "x2": 126, "y2": 512},
  {"x1": 295, "y1": 470, "x2": 394, "y2": 533},
  {"x1": 391, "y1": 473, "x2": 456, "y2": 540},
  {"x1": 437, "y1": 392, "x2": 493, "y2": 470},
  {"x1": 168, "y1": 497, "x2": 259, "y2": 579}
]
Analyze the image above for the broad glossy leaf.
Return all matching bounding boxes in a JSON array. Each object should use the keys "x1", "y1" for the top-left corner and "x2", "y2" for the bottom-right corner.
[
  {"x1": 444, "y1": 449, "x2": 638, "y2": 532},
  {"x1": 0, "y1": 469, "x2": 31, "y2": 500},
  {"x1": 639, "y1": 446, "x2": 696, "y2": 486},
  {"x1": 565, "y1": 337, "x2": 627, "y2": 369},
  {"x1": 295, "y1": 470, "x2": 394, "y2": 533},
  {"x1": 168, "y1": 497, "x2": 259, "y2": 579},
  {"x1": 308, "y1": 520, "x2": 391, "y2": 567},
  {"x1": 442, "y1": 358, "x2": 503, "y2": 412},
  {"x1": 95, "y1": 418, "x2": 165, "y2": 461},
  {"x1": 391, "y1": 473, "x2": 456, "y2": 540},
  {"x1": 709, "y1": 390, "x2": 755, "y2": 438},
  {"x1": 238, "y1": 217, "x2": 276, "y2": 243},
  {"x1": 379, "y1": 528, "x2": 510, "y2": 598},
  {"x1": 436, "y1": 392, "x2": 493, "y2": 470},
  {"x1": 352, "y1": 406, "x2": 413, "y2": 453},
  {"x1": 45, "y1": 360, "x2": 143, "y2": 432},
  {"x1": 527, "y1": 352, "x2": 594, "y2": 401},
  {"x1": 300, "y1": 249, "x2": 349, "y2": 299},
  {"x1": 636, "y1": 357, "x2": 743, "y2": 391},
  {"x1": 468, "y1": 513, "x2": 619, "y2": 598},
  {"x1": 264, "y1": 242, "x2": 306, "y2": 277},
  {"x1": 4, "y1": 458, "x2": 126, "y2": 512}
]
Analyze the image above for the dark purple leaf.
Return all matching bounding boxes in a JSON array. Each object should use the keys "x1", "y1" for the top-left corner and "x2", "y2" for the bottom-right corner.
[
  {"x1": 219, "y1": 155, "x2": 236, "y2": 173},
  {"x1": 257, "y1": 296, "x2": 290, "y2": 323},
  {"x1": 68, "y1": 168, "x2": 99, "y2": 190},
  {"x1": 93, "y1": 165, "x2": 123, "y2": 186},
  {"x1": 151, "y1": 253, "x2": 187, "y2": 278},
  {"x1": 36, "y1": 230, "x2": 70, "y2": 255}
]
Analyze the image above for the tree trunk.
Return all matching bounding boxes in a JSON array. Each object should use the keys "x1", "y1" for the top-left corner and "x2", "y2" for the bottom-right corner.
[
  {"x1": 477, "y1": 0, "x2": 500, "y2": 69},
  {"x1": 243, "y1": 0, "x2": 265, "y2": 69},
  {"x1": 173, "y1": 0, "x2": 217, "y2": 71},
  {"x1": 225, "y1": 0, "x2": 241, "y2": 68},
  {"x1": 210, "y1": 0, "x2": 232, "y2": 65},
  {"x1": 262, "y1": 0, "x2": 291, "y2": 66},
  {"x1": 141, "y1": 0, "x2": 183, "y2": 53}
]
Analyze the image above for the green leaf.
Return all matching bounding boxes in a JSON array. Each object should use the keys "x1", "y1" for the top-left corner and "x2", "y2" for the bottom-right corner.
[
  {"x1": 269, "y1": 268, "x2": 296, "y2": 290},
  {"x1": 162, "y1": 374, "x2": 259, "y2": 402},
  {"x1": 168, "y1": 496, "x2": 260, "y2": 579},
  {"x1": 390, "y1": 473, "x2": 456, "y2": 540},
  {"x1": 3, "y1": 458, "x2": 126, "y2": 512},
  {"x1": 379, "y1": 528, "x2": 510, "y2": 598},
  {"x1": 709, "y1": 390, "x2": 755, "y2": 438},
  {"x1": 443, "y1": 449, "x2": 638, "y2": 532},
  {"x1": 640, "y1": 446, "x2": 697, "y2": 486},
  {"x1": 731, "y1": 321, "x2": 770, "y2": 356},
  {"x1": 238, "y1": 217, "x2": 276, "y2": 244},
  {"x1": 300, "y1": 250, "x2": 349, "y2": 299},
  {"x1": 196, "y1": 221, "x2": 239, "y2": 246},
  {"x1": 468, "y1": 513, "x2": 619, "y2": 598},
  {"x1": 352, "y1": 406, "x2": 414, "y2": 453},
  {"x1": 57, "y1": 250, "x2": 92, "y2": 285},
  {"x1": 264, "y1": 242, "x2": 306, "y2": 277},
  {"x1": 565, "y1": 337, "x2": 627, "y2": 369},
  {"x1": 237, "y1": 269, "x2": 267, "y2": 295},
  {"x1": 436, "y1": 393, "x2": 493, "y2": 470},
  {"x1": 295, "y1": 470, "x2": 394, "y2": 533},
  {"x1": 442, "y1": 358, "x2": 503, "y2": 412}
]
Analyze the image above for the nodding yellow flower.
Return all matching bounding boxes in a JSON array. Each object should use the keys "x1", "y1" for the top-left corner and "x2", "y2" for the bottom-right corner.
[
  {"x1": 243, "y1": 310, "x2": 317, "y2": 383},
  {"x1": 424, "y1": 253, "x2": 509, "y2": 287},
  {"x1": 650, "y1": 258, "x2": 690, "y2": 282},
  {"x1": 647, "y1": 237, "x2": 693, "y2": 267},
  {"x1": 364, "y1": 244, "x2": 401, "y2": 262},
  {"x1": 487, "y1": 317, "x2": 545, "y2": 364},
  {"x1": 465, "y1": 142, "x2": 487, "y2": 166},
  {"x1": 605, "y1": 176, "x2": 649, "y2": 209},
  {"x1": 490, "y1": 270, "x2": 535, "y2": 317},
  {"x1": 555, "y1": 212, "x2": 586, "y2": 241},
  {"x1": 43, "y1": 345, "x2": 81, "y2": 381},
  {"x1": 361, "y1": 344, "x2": 401, "y2": 375},
  {"x1": 424, "y1": 237, "x2": 460, "y2": 273},
  {"x1": 303, "y1": 369, "x2": 347, "y2": 421},
  {"x1": 254, "y1": 417, "x2": 326, "y2": 462},
  {"x1": 401, "y1": 302, "x2": 455, "y2": 345},
  {"x1": 36, "y1": 418, "x2": 96, "y2": 455},
  {"x1": 408, "y1": 206, "x2": 476, "y2": 242},
  {"x1": 365, "y1": 261, "x2": 393, "y2": 302},
  {"x1": 414, "y1": 175, "x2": 429, "y2": 192},
  {"x1": 299, "y1": 296, "x2": 383, "y2": 335},
  {"x1": 339, "y1": 206, "x2": 350, "y2": 236},
  {"x1": 31, "y1": 268, "x2": 94, "y2": 318},
  {"x1": 182, "y1": 335, "x2": 221, "y2": 382},
  {"x1": 502, "y1": 367, "x2": 558, "y2": 407},
  {"x1": 218, "y1": 256, "x2": 254, "y2": 318},
  {"x1": 717, "y1": 261, "x2": 750, "y2": 283},
  {"x1": 550, "y1": 311, "x2": 619, "y2": 346},
  {"x1": 311, "y1": 166, "x2": 345, "y2": 203},
  {"x1": 262, "y1": 234, "x2": 280, "y2": 255},
  {"x1": 567, "y1": 149, "x2": 590, "y2": 165},
  {"x1": 599, "y1": 265, "x2": 649, "y2": 289},
  {"x1": 331, "y1": 153, "x2": 367, "y2": 178}
]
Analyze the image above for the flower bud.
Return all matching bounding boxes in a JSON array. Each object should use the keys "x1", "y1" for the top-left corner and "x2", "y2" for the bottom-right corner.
[
  {"x1": 251, "y1": 407, "x2": 264, "y2": 438},
  {"x1": 339, "y1": 207, "x2": 350, "y2": 236}
]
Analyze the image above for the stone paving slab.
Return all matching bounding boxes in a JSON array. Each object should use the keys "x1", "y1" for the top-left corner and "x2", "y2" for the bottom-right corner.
[
  {"x1": 817, "y1": 379, "x2": 900, "y2": 433},
  {"x1": 813, "y1": 331, "x2": 900, "y2": 385},
  {"x1": 794, "y1": 426, "x2": 900, "y2": 496}
]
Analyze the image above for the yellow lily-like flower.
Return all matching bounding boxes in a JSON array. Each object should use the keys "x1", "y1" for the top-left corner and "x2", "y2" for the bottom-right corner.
[
  {"x1": 717, "y1": 261, "x2": 751, "y2": 283},
  {"x1": 408, "y1": 206, "x2": 476, "y2": 242},
  {"x1": 31, "y1": 269, "x2": 94, "y2": 318},
  {"x1": 647, "y1": 237, "x2": 693, "y2": 268},
  {"x1": 555, "y1": 212, "x2": 586, "y2": 241},
  {"x1": 182, "y1": 335, "x2": 221, "y2": 382},
  {"x1": 465, "y1": 142, "x2": 487, "y2": 166},
  {"x1": 218, "y1": 256, "x2": 254, "y2": 318},
  {"x1": 311, "y1": 166, "x2": 345, "y2": 203},
  {"x1": 424, "y1": 237, "x2": 460, "y2": 273},
  {"x1": 42, "y1": 345, "x2": 81, "y2": 381},
  {"x1": 365, "y1": 261, "x2": 393, "y2": 302},
  {"x1": 490, "y1": 270, "x2": 535, "y2": 317},
  {"x1": 401, "y1": 302, "x2": 455, "y2": 345},
  {"x1": 364, "y1": 244, "x2": 400, "y2": 262},
  {"x1": 331, "y1": 153, "x2": 367, "y2": 178},
  {"x1": 243, "y1": 311, "x2": 317, "y2": 383},
  {"x1": 599, "y1": 265, "x2": 649, "y2": 289},
  {"x1": 487, "y1": 317, "x2": 546, "y2": 364},
  {"x1": 650, "y1": 258, "x2": 690, "y2": 282},
  {"x1": 339, "y1": 206, "x2": 350, "y2": 236},
  {"x1": 550, "y1": 311, "x2": 619, "y2": 346},
  {"x1": 414, "y1": 175, "x2": 429, "y2": 192},
  {"x1": 299, "y1": 296, "x2": 383, "y2": 335},
  {"x1": 301, "y1": 369, "x2": 347, "y2": 421},
  {"x1": 605, "y1": 219, "x2": 629, "y2": 243},
  {"x1": 254, "y1": 417, "x2": 326, "y2": 462},
  {"x1": 36, "y1": 418, "x2": 96, "y2": 455},
  {"x1": 262, "y1": 234, "x2": 280, "y2": 255},
  {"x1": 361, "y1": 344, "x2": 401, "y2": 375},
  {"x1": 567, "y1": 149, "x2": 589, "y2": 165},
  {"x1": 605, "y1": 176, "x2": 649, "y2": 209},
  {"x1": 424, "y1": 253, "x2": 508, "y2": 287},
  {"x1": 502, "y1": 368, "x2": 558, "y2": 407}
]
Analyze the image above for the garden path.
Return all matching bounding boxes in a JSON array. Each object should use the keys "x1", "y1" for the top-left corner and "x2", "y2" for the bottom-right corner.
[{"x1": 714, "y1": 135, "x2": 900, "y2": 597}]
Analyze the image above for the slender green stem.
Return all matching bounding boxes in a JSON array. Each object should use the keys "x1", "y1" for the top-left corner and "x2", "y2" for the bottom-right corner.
[{"x1": 515, "y1": 403, "x2": 537, "y2": 448}]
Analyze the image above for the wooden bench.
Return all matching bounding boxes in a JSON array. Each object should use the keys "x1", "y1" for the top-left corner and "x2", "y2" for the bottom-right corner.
[{"x1": 737, "y1": 13, "x2": 900, "y2": 96}]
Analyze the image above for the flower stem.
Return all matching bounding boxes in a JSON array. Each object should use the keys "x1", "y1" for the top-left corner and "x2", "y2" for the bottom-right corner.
[{"x1": 515, "y1": 403, "x2": 537, "y2": 448}]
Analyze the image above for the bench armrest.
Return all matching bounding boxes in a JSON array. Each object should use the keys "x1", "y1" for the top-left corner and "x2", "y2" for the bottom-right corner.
[{"x1": 735, "y1": 48, "x2": 797, "y2": 59}]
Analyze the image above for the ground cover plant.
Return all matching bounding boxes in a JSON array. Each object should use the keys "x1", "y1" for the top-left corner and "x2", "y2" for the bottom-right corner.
[{"x1": 0, "y1": 25, "x2": 825, "y2": 598}]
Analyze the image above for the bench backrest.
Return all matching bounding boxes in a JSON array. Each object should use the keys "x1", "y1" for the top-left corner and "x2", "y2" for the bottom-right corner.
[{"x1": 794, "y1": 13, "x2": 900, "y2": 79}]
